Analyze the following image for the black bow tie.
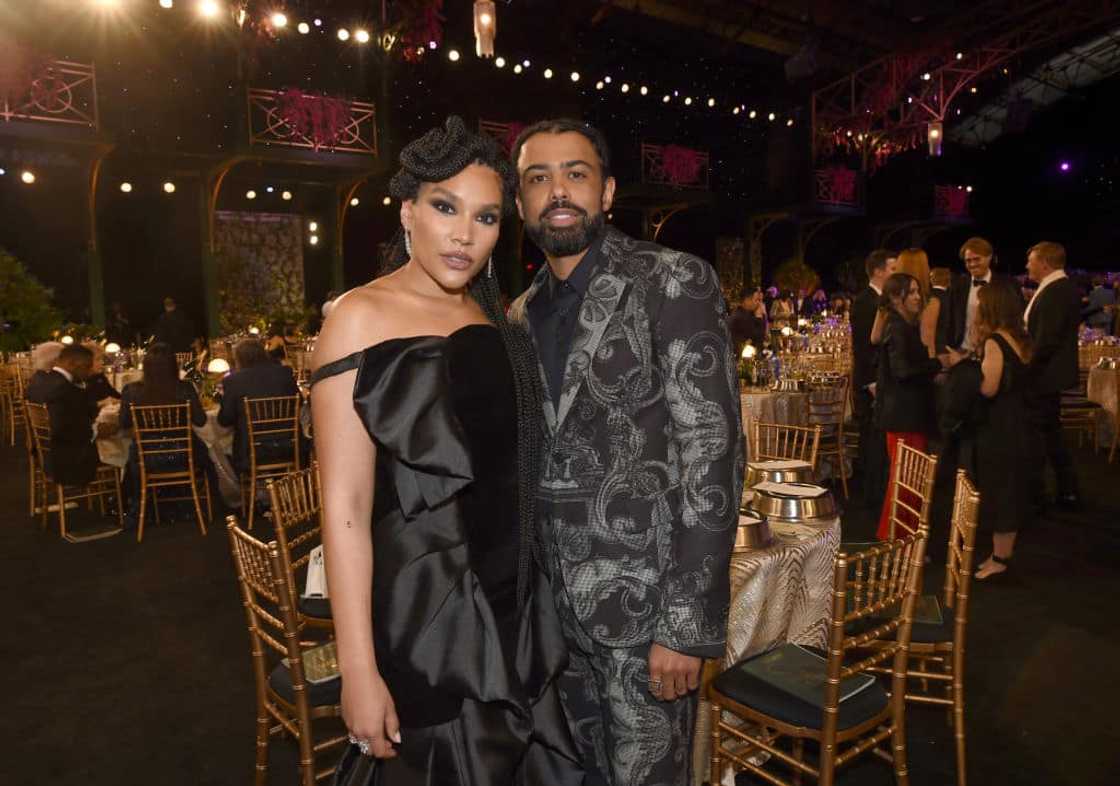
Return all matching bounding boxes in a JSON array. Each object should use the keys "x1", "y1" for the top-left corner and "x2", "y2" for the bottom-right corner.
[{"x1": 972, "y1": 279, "x2": 988, "y2": 287}]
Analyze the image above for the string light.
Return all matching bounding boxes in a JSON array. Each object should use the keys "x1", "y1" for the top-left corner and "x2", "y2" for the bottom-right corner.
[
  {"x1": 448, "y1": 49, "x2": 461, "y2": 62},
  {"x1": 749, "y1": 110, "x2": 757, "y2": 119},
  {"x1": 120, "y1": 182, "x2": 132, "y2": 193},
  {"x1": 768, "y1": 112, "x2": 776, "y2": 121},
  {"x1": 270, "y1": 12, "x2": 287, "y2": 28},
  {"x1": 309, "y1": 221, "x2": 318, "y2": 232},
  {"x1": 309, "y1": 235, "x2": 319, "y2": 246},
  {"x1": 265, "y1": 186, "x2": 274, "y2": 193},
  {"x1": 604, "y1": 76, "x2": 612, "y2": 84},
  {"x1": 355, "y1": 29, "x2": 370, "y2": 44},
  {"x1": 20, "y1": 170, "x2": 35, "y2": 184},
  {"x1": 733, "y1": 107, "x2": 740, "y2": 115},
  {"x1": 640, "y1": 85, "x2": 648, "y2": 95},
  {"x1": 596, "y1": 80, "x2": 604, "y2": 90},
  {"x1": 513, "y1": 64, "x2": 522, "y2": 74},
  {"x1": 543, "y1": 68, "x2": 553, "y2": 79},
  {"x1": 522, "y1": 60, "x2": 530, "y2": 68},
  {"x1": 281, "y1": 190, "x2": 292, "y2": 200},
  {"x1": 382, "y1": 196, "x2": 392, "y2": 206},
  {"x1": 495, "y1": 57, "x2": 506, "y2": 68},
  {"x1": 570, "y1": 71, "x2": 580, "y2": 82},
  {"x1": 684, "y1": 97, "x2": 692, "y2": 105},
  {"x1": 159, "y1": 0, "x2": 173, "y2": 7},
  {"x1": 662, "y1": 94, "x2": 670, "y2": 103},
  {"x1": 707, "y1": 97, "x2": 715, "y2": 107},
  {"x1": 196, "y1": 0, "x2": 219, "y2": 19},
  {"x1": 786, "y1": 118, "x2": 794, "y2": 126},
  {"x1": 336, "y1": 28, "x2": 349, "y2": 41},
  {"x1": 620, "y1": 83, "x2": 630, "y2": 93},
  {"x1": 350, "y1": 197, "x2": 360, "y2": 206},
  {"x1": 162, "y1": 181, "x2": 175, "y2": 193},
  {"x1": 313, "y1": 18, "x2": 322, "y2": 26},
  {"x1": 297, "y1": 21, "x2": 310, "y2": 34},
  {"x1": 246, "y1": 189, "x2": 256, "y2": 199}
]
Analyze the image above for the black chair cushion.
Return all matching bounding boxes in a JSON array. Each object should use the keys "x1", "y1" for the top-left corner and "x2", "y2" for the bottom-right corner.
[
  {"x1": 268, "y1": 661, "x2": 341, "y2": 707},
  {"x1": 299, "y1": 594, "x2": 333, "y2": 620},
  {"x1": 909, "y1": 610, "x2": 954, "y2": 645},
  {"x1": 712, "y1": 649, "x2": 888, "y2": 731}
]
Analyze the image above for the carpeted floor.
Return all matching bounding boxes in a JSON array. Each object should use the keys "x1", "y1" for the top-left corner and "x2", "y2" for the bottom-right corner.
[{"x1": 3, "y1": 440, "x2": 1119, "y2": 786}]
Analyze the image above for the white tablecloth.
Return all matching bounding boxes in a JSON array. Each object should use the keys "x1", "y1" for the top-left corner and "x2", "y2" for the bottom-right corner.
[
  {"x1": 691, "y1": 517, "x2": 841, "y2": 786},
  {"x1": 741, "y1": 389, "x2": 810, "y2": 457},
  {"x1": 96, "y1": 404, "x2": 241, "y2": 507}
]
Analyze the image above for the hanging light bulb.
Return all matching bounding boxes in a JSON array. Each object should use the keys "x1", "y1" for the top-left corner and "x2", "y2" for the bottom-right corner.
[
  {"x1": 495, "y1": 56, "x2": 506, "y2": 68},
  {"x1": 927, "y1": 121, "x2": 943, "y2": 157},
  {"x1": 474, "y1": 1, "x2": 497, "y2": 58},
  {"x1": 350, "y1": 197, "x2": 360, "y2": 207}
]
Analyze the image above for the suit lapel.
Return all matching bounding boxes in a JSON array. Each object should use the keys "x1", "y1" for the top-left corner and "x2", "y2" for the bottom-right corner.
[{"x1": 553, "y1": 239, "x2": 630, "y2": 431}]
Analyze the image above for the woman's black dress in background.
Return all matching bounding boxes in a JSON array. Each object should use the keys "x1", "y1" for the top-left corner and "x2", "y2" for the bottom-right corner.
[
  {"x1": 310, "y1": 324, "x2": 581, "y2": 786},
  {"x1": 975, "y1": 333, "x2": 1036, "y2": 534}
]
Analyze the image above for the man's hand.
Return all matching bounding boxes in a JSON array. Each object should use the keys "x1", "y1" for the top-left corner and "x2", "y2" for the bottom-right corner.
[{"x1": 648, "y1": 642, "x2": 701, "y2": 702}]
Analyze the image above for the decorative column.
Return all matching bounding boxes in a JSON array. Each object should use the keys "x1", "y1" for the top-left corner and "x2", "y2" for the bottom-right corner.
[{"x1": 85, "y1": 152, "x2": 110, "y2": 327}]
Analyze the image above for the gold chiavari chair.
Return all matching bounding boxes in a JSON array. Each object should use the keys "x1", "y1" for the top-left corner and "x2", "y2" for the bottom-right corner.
[
  {"x1": 25, "y1": 402, "x2": 124, "y2": 542},
  {"x1": 242, "y1": 395, "x2": 302, "y2": 530},
  {"x1": 1, "y1": 362, "x2": 27, "y2": 447},
  {"x1": 131, "y1": 402, "x2": 212, "y2": 542},
  {"x1": 808, "y1": 374, "x2": 851, "y2": 498},
  {"x1": 708, "y1": 529, "x2": 930, "y2": 786},
  {"x1": 752, "y1": 421, "x2": 822, "y2": 473},
  {"x1": 1059, "y1": 372, "x2": 1101, "y2": 451},
  {"x1": 226, "y1": 518, "x2": 346, "y2": 786},
  {"x1": 885, "y1": 441, "x2": 938, "y2": 541},
  {"x1": 862, "y1": 469, "x2": 980, "y2": 786},
  {"x1": 267, "y1": 465, "x2": 332, "y2": 632}
]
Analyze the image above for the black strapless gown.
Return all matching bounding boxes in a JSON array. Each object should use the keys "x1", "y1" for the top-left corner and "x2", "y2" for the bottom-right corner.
[{"x1": 311, "y1": 324, "x2": 581, "y2": 786}]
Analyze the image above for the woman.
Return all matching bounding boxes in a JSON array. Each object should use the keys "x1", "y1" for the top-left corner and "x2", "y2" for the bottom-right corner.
[
  {"x1": 973, "y1": 281, "x2": 1034, "y2": 579},
  {"x1": 810, "y1": 287, "x2": 829, "y2": 316},
  {"x1": 874, "y1": 273, "x2": 953, "y2": 540},
  {"x1": 769, "y1": 290, "x2": 795, "y2": 329},
  {"x1": 310, "y1": 117, "x2": 581, "y2": 784},
  {"x1": 870, "y1": 248, "x2": 938, "y2": 357}
]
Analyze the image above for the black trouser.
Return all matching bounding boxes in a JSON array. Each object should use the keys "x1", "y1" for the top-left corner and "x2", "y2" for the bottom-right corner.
[
  {"x1": 855, "y1": 386, "x2": 888, "y2": 508},
  {"x1": 1028, "y1": 392, "x2": 1079, "y2": 502}
]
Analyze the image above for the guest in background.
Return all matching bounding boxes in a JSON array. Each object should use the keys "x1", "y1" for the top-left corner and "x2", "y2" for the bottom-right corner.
[
  {"x1": 105, "y1": 302, "x2": 134, "y2": 347},
  {"x1": 809, "y1": 288, "x2": 829, "y2": 316},
  {"x1": 81, "y1": 342, "x2": 120, "y2": 403},
  {"x1": 27, "y1": 341, "x2": 65, "y2": 388},
  {"x1": 830, "y1": 292, "x2": 848, "y2": 318},
  {"x1": 973, "y1": 281, "x2": 1035, "y2": 579},
  {"x1": 894, "y1": 248, "x2": 937, "y2": 356},
  {"x1": 794, "y1": 287, "x2": 813, "y2": 318},
  {"x1": 150, "y1": 297, "x2": 195, "y2": 353},
  {"x1": 852, "y1": 249, "x2": 896, "y2": 509},
  {"x1": 190, "y1": 337, "x2": 211, "y2": 372},
  {"x1": 728, "y1": 286, "x2": 769, "y2": 355},
  {"x1": 119, "y1": 342, "x2": 208, "y2": 457},
  {"x1": 218, "y1": 338, "x2": 299, "y2": 474},
  {"x1": 25, "y1": 344, "x2": 111, "y2": 486},
  {"x1": 1024, "y1": 241, "x2": 1081, "y2": 511},
  {"x1": 769, "y1": 291, "x2": 795, "y2": 329},
  {"x1": 874, "y1": 273, "x2": 954, "y2": 539},
  {"x1": 946, "y1": 237, "x2": 1022, "y2": 353},
  {"x1": 1083, "y1": 276, "x2": 1115, "y2": 333},
  {"x1": 930, "y1": 267, "x2": 953, "y2": 353}
]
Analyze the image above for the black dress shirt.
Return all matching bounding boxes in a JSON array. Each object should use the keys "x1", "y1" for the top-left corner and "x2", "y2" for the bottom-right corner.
[{"x1": 526, "y1": 234, "x2": 605, "y2": 405}]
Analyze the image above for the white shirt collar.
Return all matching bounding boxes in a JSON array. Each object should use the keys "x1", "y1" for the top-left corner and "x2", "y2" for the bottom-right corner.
[
  {"x1": 52, "y1": 366, "x2": 74, "y2": 384},
  {"x1": 1023, "y1": 268, "x2": 1068, "y2": 324},
  {"x1": 869, "y1": 282, "x2": 882, "y2": 296},
  {"x1": 974, "y1": 270, "x2": 992, "y2": 284}
]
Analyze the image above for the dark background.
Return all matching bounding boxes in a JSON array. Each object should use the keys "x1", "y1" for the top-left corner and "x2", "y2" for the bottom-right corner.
[{"x1": 2, "y1": 0, "x2": 1118, "y2": 331}]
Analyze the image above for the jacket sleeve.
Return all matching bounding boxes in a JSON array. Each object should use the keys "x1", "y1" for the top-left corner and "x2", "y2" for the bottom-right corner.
[
  {"x1": 1029, "y1": 287, "x2": 1074, "y2": 373},
  {"x1": 217, "y1": 376, "x2": 237, "y2": 427},
  {"x1": 652, "y1": 254, "x2": 745, "y2": 659}
]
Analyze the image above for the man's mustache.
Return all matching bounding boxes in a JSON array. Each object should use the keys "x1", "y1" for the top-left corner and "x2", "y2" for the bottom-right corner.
[{"x1": 539, "y1": 201, "x2": 589, "y2": 222}]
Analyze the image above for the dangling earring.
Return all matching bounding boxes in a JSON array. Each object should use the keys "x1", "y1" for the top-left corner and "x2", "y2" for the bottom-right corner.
[
  {"x1": 404, "y1": 231, "x2": 413, "y2": 258},
  {"x1": 487, "y1": 256, "x2": 493, "y2": 278}
]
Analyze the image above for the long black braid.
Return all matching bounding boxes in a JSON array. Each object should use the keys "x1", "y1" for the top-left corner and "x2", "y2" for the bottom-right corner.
[{"x1": 382, "y1": 116, "x2": 544, "y2": 609}]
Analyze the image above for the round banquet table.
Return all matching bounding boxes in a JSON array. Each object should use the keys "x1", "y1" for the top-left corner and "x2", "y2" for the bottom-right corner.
[
  {"x1": 741, "y1": 388, "x2": 810, "y2": 449},
  {"x1": 691, "y1": 515, "x2": 841, "y2": 786},
  {"x1": 1087, "y1": 366, "x2": 1119, "y2": 446},
  {"x1": 109, "y1": 368, "x2": 143, "y2": 391},
  {"x1": 95, "y1": 403, "x2": 241, "y2": 507}
]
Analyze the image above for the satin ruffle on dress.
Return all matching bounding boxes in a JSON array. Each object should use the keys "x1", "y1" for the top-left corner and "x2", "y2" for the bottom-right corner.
[{"x1": 311, "y1": 324, "x2": 582, "y2": 786}]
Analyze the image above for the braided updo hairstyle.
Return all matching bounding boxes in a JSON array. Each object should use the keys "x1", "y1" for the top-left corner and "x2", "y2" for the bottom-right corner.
[{"x1": 384, "y1": 116, "x2": 543, "y2": 607}]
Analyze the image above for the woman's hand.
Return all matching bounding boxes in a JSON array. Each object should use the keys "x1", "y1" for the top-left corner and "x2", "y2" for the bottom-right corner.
[{"x1": 342, "y1": 667, "x2": 401, "y2": 759}]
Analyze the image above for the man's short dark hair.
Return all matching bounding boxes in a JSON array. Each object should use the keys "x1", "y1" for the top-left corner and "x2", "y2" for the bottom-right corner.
[
  {"x1": 510, "y1": 118, "x2": 612, "y2": 180},
  {"x1": 865, "y1": 249, "x2": 894, "y2": 279},
  {"x1": 58, "y1": 344, "x2": 94, "y2": 365},
  {"x1": 233, "y1": 339, "x2": 272, "y2": 370},
  {"x1": 739, "y1": 285, "x2": 762, "y2": 300}
]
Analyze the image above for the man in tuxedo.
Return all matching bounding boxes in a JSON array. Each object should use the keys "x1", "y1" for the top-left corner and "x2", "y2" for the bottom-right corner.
[
  {"x1": 217, "y1": 338, "x2": 299, "y2": 473},
  {"x1": 512, "y1": 118, "x2": 743, "y2": 786},
  {"x1": 851, "y1": 249, "x2": 896, "y2": 508},
  {"x1": 728, "y1": 285, "x2": 769, "y2": 356},
  {"x1": 945, "y1": 236, "x2": 1022, "y2": 352},
  {"x1": 1024, "y1": 241, "x2": 1081, "y2": 509},
  {"x1": 24, "y1": 344, "x2": 113, "y2": 486}
]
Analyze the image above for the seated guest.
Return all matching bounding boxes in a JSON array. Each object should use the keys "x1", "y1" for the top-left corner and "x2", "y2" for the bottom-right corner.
[
  {"x1": 874, "y1": 273, "x2": 955, "y2": 539},
  {"x1": 26, "y1": 341, "x2": 65, "y2": 388},
  {"x1": 1083, "y1": 275, "x2": 1115, "y2": 332},
  {"x1": 25, "y1": 344, "x2": 112, "y2": 486},
  {"x1": 809, "y1": 288, "x2": 829, "y2": 316},
  {"x1": 189, "y1": 337, "x2": 211, "y2": 372},
  {"x1": 120, "y1": 342, "x2": 207, "y2": 463},
  {"x1": 728, "y1": 286, "x2": 769, "y2": 355},
  {"x1": 770, "y1": 291, "x2": 795, "y2": 329},
  {"x1": 218, "y1": 338, "x2": 299, "y2": 473},
  {"x1": 829, "y1": 292, "x2": 848, "y2": 318},
  {"x1": 82, "y1": 342, "x2": 121, "y2": 403}
]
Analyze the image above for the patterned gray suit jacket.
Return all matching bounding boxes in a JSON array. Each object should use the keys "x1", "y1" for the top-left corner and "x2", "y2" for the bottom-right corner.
[{"x1": 512, "y1": 227, "x2": 745, "y2": 658}]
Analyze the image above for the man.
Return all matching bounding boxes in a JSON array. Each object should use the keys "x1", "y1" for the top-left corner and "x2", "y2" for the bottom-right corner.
[
  {"x1": 150, "y1": 296, "x2": 195, "y2": 353},
  {"x1": 945, "y1": 237, "x2": 1021, "y2": 352},
  {"x1": 850, "y1": 249, "x2": 896, "y2": 508},
  {"x1": 25, "y1": 344, "x2": 113, "y2": 486},
  {"x1": 728, "y1": 285, "x2": 768, "y2": 356},
  {"x1": 794, "y1": 287, "x2": 812, "y2": 318},
  {"x1": 218, "y1": 338, "x2": 299, "y2": 473},
  {"x1": 511, "y1": 118, "x2": 744, "y2": 785},
  {"x1": 930, "y1": 267, "x2": 952, "y2": 354},
  {"x1": 1024, "y1": 241, "x2": 1081, "y2": 509},
  {"x1": 1083, "y1": 276, "x2": 1116, "y2": 333}
]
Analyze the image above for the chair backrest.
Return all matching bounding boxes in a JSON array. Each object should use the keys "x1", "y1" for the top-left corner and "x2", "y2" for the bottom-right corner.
[
  {"x1": 943, "y1": 469, "x2": 981, "y2": 612},
  {"x1": 807, "y1": 373, "x2": 848, "y2": 429},
  {"x1": 25, "y1": 401, "x2": 52, "y2": 466},
  {"x1": 130, "y1": 402, "x2": 197, "y2": 474},
  {"x1": 225, "y1": 517, "x2": 310, "y2": 703},
  {"x1": 823, "y1": 530, "x2": 929, "y2": 741},
  {"x1": 886, "y1": 440, "x2": 938, "y2": 540},
  {"x1": 266, "y1": 465, "x2": 323, "y2": 611},
  {"x1": 244, "y1": 395, "x2": 301, "y2": 470},
  {"x1": 752, "y1": 421, "x2": 822, "y2": 470}
]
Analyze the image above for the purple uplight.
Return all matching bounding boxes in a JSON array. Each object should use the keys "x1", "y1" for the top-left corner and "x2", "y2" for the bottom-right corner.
[{"x1": 1059, "y1": 161, "x2": 1071, "y2": 173}]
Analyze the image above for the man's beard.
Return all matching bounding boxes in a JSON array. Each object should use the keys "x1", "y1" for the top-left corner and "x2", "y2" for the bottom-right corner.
[{"x1": 524, "y1": 201, "x2": 606, "y2": 258}]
